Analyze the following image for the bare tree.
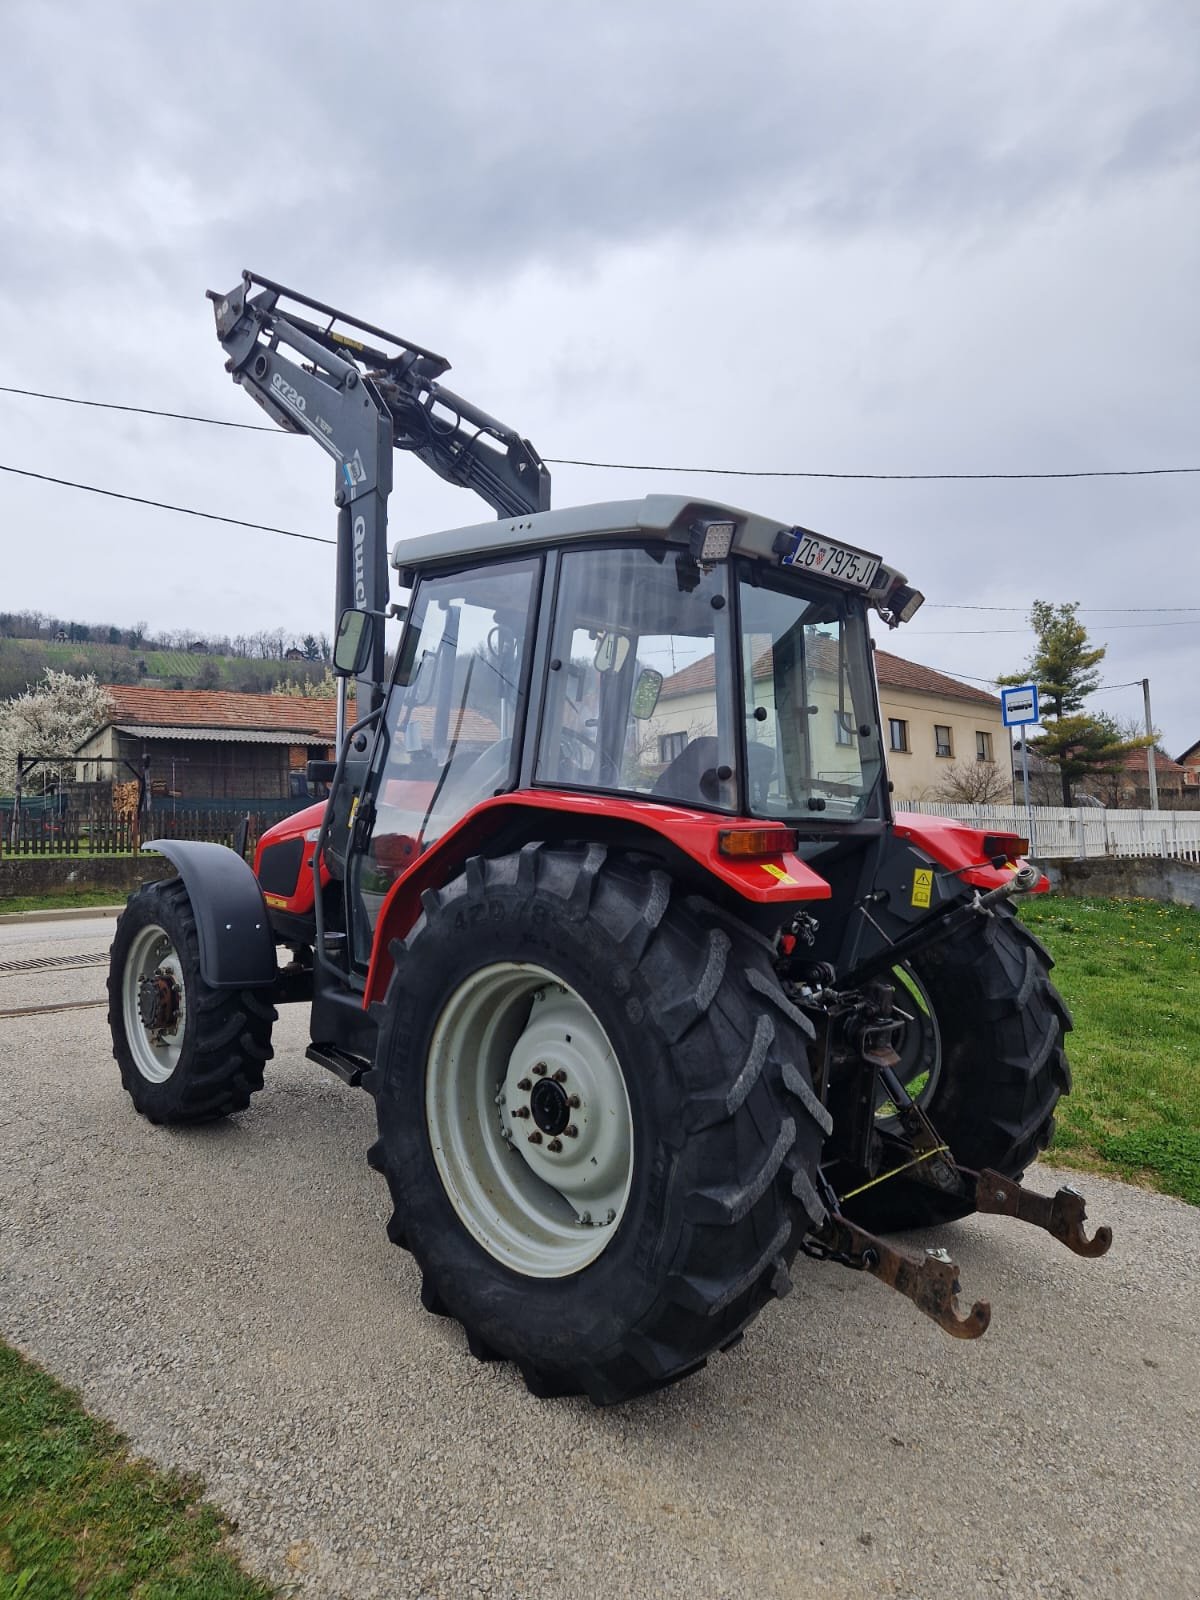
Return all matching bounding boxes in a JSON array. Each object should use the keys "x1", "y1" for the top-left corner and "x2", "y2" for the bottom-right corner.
[{"x1": 935, "y1": 759, "x2": 1013, "y2": 804}]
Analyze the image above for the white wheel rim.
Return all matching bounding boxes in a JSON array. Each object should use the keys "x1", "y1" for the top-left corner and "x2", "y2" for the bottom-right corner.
[
  {"x1": 121, "y1": 924, "x2": 188, "y2": 1084},
  {"x1": 425, "y1": 963, "x2": 634, "y2": 1277}
]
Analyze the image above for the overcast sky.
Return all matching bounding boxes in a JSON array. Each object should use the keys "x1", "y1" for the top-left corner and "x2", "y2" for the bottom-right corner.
[{"x1": 2, "y1": 0, "x2": 1197, "y2": 751}]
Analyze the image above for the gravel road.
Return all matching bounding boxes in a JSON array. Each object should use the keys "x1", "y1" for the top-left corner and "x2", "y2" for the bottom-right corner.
[{"x1": 1, "y1": 915, "x2": 1197, "y2": 1599}]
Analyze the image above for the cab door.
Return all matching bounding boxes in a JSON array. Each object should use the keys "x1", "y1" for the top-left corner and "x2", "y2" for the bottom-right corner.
[{"x1": 346, "y1": 555, "x2": 541, "y2": 969}]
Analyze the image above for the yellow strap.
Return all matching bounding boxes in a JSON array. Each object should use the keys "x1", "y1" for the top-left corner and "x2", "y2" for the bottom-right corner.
[{"x1": 839, "y1": 1144, "x2": 951, "y2": 1201}]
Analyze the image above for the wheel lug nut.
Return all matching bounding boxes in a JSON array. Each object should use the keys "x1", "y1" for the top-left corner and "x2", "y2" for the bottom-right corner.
[
  {"x1": 567, "y1": 1093, "x2": 581, "y2": 1108},
  {"x1": 528, "y1": 1131, "x2": 543, "y2": 1144},
  {"x1": 605, "y1": 1208, "x2": 616, "y2": 1224},
  {"x1": 532, "y1": 1062, "x2": 547, "y2": 1076},
  {"x1": 552, "y1": 1068, "x2": 567, "y2": 1083},
  {"x1": 511, "y1": 1107, "x2": 530, "y2": 1119},
  {"x1": 565, "y1": 1125, "x2": 578, "y2": 1138},
  {"x1": 517, "y1": 1078, "x2": 532, "y2": 1091},
  {"x1": 547, "y1": 1138, "x2": 563, "y2": 1153}
]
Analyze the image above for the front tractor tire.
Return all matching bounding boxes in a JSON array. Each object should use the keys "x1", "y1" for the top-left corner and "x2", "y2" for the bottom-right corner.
[
  {"x1": 108, "y1": 879, "x2": 275, "y2": 1124},
  {"x1": 844, "y1": 903, "x2": 1071, "y2": 1234},
  {"x1": 367, "y1": 844, "x2": 830, "y2": 1405}
]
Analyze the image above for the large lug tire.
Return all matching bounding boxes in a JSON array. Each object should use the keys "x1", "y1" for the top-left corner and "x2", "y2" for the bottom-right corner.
[
  {"x1": 108, "y1": 879, "x2": 276, "y2": 1124},
  {"x1": 843, "y1": 903, "x2": 1071, "y2": 1233},
  {"x1": 366, "y1": 844, "x2": 830, "y2": 1405}
]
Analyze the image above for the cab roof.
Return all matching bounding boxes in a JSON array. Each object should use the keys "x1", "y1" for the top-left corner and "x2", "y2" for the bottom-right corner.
[
  {"x1": 390, "y1": 493, "x2": 910, "y2": 615},
  {"x1": 392, "y1": 495, "x2": 788, "y2": 574}
]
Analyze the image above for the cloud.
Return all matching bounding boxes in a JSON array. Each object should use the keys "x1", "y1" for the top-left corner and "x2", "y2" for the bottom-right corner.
[{"x1": 1, "y1": 0, "x2": 1197, "y2": 745}]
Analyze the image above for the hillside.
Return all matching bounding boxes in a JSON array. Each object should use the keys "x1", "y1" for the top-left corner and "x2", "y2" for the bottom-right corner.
[{"x1": 0, "y1": 637, "x2": 331, "y2": 699}]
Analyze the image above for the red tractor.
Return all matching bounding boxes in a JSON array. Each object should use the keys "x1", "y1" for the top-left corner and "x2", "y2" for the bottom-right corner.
[{"x1": 108, "y1": 274, "x2": 1108, "y2": 1404}]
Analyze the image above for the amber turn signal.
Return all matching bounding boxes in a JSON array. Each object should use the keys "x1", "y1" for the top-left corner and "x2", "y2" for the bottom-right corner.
[
  {"x1": 983, "y1": 833, "x2": 1029, "y2": 860},
  {"x1": 718, "y1": 828, "x2": 799, "y2": 858}
]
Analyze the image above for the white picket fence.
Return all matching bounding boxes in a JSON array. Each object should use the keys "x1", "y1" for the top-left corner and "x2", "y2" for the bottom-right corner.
[{"x1": 895, "y1": 801, "x2": 1200, "y2": 863}]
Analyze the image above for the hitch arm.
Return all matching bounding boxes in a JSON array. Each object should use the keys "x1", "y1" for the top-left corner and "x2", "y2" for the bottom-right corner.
[
  {"x1": 805, "y1": 1212, "x2": 991, "y2": 1340},
  {"x1": 974, "y1": 1169, "x2": 1112, "y2": 1258}
]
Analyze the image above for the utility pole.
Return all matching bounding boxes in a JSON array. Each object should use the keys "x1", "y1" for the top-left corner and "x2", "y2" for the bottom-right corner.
[{"x1": 1143, "y1": 677, "x2": 1159, "y2": 811}]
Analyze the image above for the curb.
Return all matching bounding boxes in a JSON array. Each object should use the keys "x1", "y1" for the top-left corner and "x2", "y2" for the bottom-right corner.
[{"x1": 0, "y1": 906, "x2": 124, "y2": 925}]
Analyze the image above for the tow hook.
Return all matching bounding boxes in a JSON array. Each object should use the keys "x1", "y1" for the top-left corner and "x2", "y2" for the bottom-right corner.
[
  {"x1": 803, "y1": 1212, "x2": 991, "y2": 1340},
  {"x1": 974, "y1": 1168, "x2": 1112, "y2": 1258}
]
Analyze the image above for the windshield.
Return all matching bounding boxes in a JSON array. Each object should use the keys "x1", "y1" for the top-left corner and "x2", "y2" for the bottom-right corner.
[{"x1": 738, "y1": 572, "x2": 882, "y2": 818}]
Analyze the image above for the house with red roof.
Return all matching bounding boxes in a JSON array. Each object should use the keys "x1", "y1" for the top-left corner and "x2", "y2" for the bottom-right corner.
[
  {"x1": 73, "y1": 685, "x2": 344, "y2": 801},
  {"x1": 73, "y1": 684, "x2": 500, "y2": 803},
  {"x1": 654, "y1": 646, "x2": 1007, "y2": 804}
]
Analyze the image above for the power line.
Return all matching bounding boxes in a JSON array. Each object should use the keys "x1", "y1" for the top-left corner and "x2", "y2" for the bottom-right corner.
[
  {"x1": 0, "y1": 384, "x2": 276, "y2": 432},
  {"x1": 3, "y1": 382, "x2": 1198, "y2": 481},
  {"x1": 547, "y1": 455, "x2": 1200, "y2": 481},
  {"x1": 925, "y1": 602, "x2": 1200, "y2": 614},
  {"x1": 0, "y1": 464, "x2": 333, "y2": 546},
  {"x1": 915, "y1": 619, "x2": 1200, "y2": 634}
]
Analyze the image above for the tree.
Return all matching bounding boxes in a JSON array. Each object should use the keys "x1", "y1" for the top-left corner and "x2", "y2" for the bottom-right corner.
[
  {"x1": 272, "y1": 667, "x2": 338, "y2": 698},
  {"x1": 1001, "y1": 601, "x2": 1151, "y2": 806},
  {"x1": 0, "y1": 671, "x2": 115, "y2": 797},
  {"x1": 936, "y1": 758, "x2": 1012, "y2": 804}
]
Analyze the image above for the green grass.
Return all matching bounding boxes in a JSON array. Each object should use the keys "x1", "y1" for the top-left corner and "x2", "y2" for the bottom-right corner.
[
  {"x1": 0, "y1": 1341, "x2": 273, "y2": 1599},
  {"x1": 0, "y1": 889, "x2": 126, "y2": 915},
  {"x1": 1020, "y1": 895, "x2": 1200, "y2": 1205}
]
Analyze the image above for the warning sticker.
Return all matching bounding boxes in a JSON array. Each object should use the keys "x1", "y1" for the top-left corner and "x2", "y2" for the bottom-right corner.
[
  {"x1": 762, "y1": 863, "x2": 798, "y2": 887},
  {"x1": 911, "y1": 868, "x2": 934, "y2": 909}
]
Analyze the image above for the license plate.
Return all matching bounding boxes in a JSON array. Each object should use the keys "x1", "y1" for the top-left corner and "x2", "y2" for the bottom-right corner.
[{"x1": 781, "y1": 529, "x2": 881, "y2": 589}]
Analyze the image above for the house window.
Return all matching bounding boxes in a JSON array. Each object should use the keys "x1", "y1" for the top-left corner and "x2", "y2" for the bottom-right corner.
[
  {"x1": 976, "y1": 730, "x2": 993, "y2": 763},
  {"x1": 935, "y1": 725, "x2": 953, "y2": 759},
  {"x1": 659, "y1": 731, "x2": 689, "y2": 763},
  {"x1": 888, "y1": 718, "x2": 909, "y2": 753},
  {"x1": 834, "y1": 711, "x2": 854, "y2": 747}
]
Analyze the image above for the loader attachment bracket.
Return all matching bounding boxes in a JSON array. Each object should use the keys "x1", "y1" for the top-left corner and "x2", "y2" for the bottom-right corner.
[
  {"x1": 974, "y1": 1168, "x2": 1112, "y2": 1258},
  {"x1": 803, "y1": 1213, "x2": 991, "y2": 1340}
]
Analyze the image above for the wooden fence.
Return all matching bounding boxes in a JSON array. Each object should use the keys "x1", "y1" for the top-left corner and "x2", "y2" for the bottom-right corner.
[{"x1": 1, "y1": 803, "x2": 304, "y2": 858}]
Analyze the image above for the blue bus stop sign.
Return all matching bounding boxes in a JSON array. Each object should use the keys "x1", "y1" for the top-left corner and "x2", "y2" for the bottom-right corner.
[{"x1": 1002, "y1": 684, "x2": 1039, "y2": 727}]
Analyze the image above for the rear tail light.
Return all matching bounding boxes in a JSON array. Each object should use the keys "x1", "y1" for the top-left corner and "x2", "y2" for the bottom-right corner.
[
  {"x1": 719, "y1": 828, "x2": 799, "y2": 858},
  {"x1": 983, "y1": 833, "x2": 1029, "y2": 860}
]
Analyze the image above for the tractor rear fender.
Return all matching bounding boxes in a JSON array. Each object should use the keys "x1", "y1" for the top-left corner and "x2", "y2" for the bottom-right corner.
[
  {"x1": 892, "y1": 812, "x2": 1048, "y2": 893},
  {"x1": 362, "y1": 791, "x2": 832, "y2": 1008},
  {"x1": 141, "y1": 840, "x2": 278, "y2": 990}
]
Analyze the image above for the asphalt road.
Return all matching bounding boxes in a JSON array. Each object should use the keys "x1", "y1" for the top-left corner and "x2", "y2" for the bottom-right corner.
[{"x1": 1, "y1": 915, "x2": 1198, "y2": 1599}]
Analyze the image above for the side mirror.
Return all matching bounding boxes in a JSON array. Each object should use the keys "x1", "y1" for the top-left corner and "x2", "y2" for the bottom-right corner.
[
  {"x1": 630, "y1": 668, "x2": 663, "y2": 720},
  {"x1": 333, "y1": 608, "x2": 374, "y2": 675}
]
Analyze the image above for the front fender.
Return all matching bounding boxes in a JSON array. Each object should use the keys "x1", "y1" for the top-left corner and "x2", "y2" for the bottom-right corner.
[{"x1": 142, "y1": 840, "x2": 277, "y2": 989}]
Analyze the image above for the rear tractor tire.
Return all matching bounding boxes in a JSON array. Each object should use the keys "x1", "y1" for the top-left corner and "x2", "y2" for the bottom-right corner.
[
  {"x1": 108, "y1": 878, "x2": 275, "y2": 1124},
  {"x1": 843, "y1": 903, "x2": 1071, "y2": 1234},
  {"x1": 366, "y1": 844, "x2": 831, "y2": 1405}
]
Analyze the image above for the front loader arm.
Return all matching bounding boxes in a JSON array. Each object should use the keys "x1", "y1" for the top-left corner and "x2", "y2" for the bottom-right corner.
[{"x1": 207, "y1": 271, "x2": 551, "y2": 732}]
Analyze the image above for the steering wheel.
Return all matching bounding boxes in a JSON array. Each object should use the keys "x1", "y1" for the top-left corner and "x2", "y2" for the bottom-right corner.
[{"x1": 558, "y1": 725, "x2": 622, "y2": 786}]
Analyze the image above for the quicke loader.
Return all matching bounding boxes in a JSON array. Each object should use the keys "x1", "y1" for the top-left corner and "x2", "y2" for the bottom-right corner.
[{"x1": 108, "y1": 273, "x2": 1110, "y2": 1404}]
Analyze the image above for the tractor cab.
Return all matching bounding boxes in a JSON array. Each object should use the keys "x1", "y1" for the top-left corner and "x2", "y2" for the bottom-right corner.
[{"x1": 330, "y1": 497, "x2": 906, "y2": 975}]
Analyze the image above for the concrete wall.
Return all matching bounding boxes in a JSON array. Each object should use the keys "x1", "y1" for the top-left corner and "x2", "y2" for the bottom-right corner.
[
  {"x1": 1039, "y1": 855, "x2": 1200, "y2": 909},
  {"x1": 0, "y1": 853, "x2": 171, "y2": 903}
]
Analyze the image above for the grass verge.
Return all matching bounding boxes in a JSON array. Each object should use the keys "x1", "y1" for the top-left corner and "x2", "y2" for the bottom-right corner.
[
  {"x1": 1021, "y1": 895, "x2": 1200, "y2": 1205},
  {"x1": 0, "y1": 1340, "x2": 273, "y2": 1599},
  {"x1": 0, "y1": 889, "x2": 124, "y2": 916}
]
